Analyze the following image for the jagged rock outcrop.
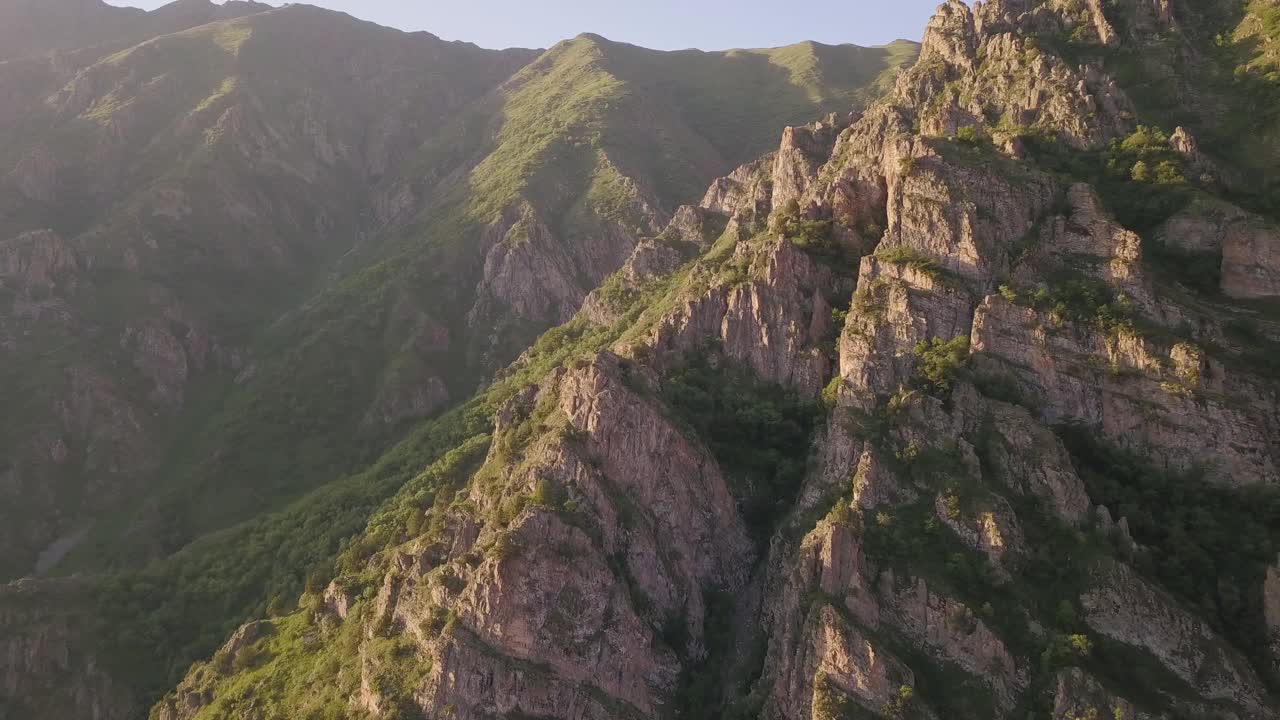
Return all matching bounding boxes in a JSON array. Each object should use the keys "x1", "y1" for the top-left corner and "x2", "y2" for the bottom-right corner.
[
  {"x1": 902, "y1": 0, "x2": 1135, "y2": 149},
  {"x1": 1156, "y1": 198, "x2": 1280, "y2": 299},
  {"x1": 470, "y1": 199, "x2": 659, "y2": 341},
  {"x1": 0, "y1": 229, "x2": 78, "y2": 294},
  {"x1": 644, "y1": 236, "x2": 840, "y2": 398},
  {"x1": 1051, "y1": 668, "x2": 1151, "y2": 720},
  {"x1": 971, "y1": 295, "x2": 1279, "y2": 485}
]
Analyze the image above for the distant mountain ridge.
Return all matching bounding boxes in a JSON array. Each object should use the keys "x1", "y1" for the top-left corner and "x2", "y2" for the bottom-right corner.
[{"x1": 0, "y1": 0, "x2": 276, "y2": 62}]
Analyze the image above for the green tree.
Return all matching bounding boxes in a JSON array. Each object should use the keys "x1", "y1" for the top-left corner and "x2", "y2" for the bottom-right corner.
[
  {"x1": 913, "y1": 336, "x2": 971, "y2": 392},
  {"x1": 1154, "y1": 160, "x2": 1185, "y2": 185},
  {"x1": 882, "y1": 685, "x2": 916, "y2": 719}
]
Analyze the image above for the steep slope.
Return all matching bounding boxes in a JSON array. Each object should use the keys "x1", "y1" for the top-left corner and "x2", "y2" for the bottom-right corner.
[
  {"x1": 154, "y1": 1, "x2": 1280, "y2": 719},
  {"x1": 0, "y1": 4, "x2": 538, "y2": 581}
]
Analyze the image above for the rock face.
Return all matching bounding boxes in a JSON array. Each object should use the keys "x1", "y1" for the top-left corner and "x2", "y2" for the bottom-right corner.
[
  {"x1": 1081, "y1": 564, "x2": 1269, "y2": 715},
  {"x1": 1267, "y1": 558, "x2": 1280, "y2": 673},
  {"x1": 1156, "y1": 198, "x2": 1280, "y2": 299}
]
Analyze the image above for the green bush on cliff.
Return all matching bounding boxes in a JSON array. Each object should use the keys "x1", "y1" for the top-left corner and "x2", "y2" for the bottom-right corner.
[
  {"x1": 874, "y1": 245, "x2": 946, "y2": 279},
  {"x1": 773, "y1": 200, "x2": 851, "y2": 269},
  {"x1": 912, "y1": 336, "x2": 971, "y2": 393},
  {"x1": 1025, "y1": 126, "x2": 1192, "y2": 233}
]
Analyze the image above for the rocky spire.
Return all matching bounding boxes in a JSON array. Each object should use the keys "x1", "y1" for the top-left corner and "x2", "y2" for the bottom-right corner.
[{"x1": 918, "y1": 0, "x2": 979, "y2": 69}]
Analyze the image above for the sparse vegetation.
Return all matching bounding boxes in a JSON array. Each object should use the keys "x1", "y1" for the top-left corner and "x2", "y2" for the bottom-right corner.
[
  {"x1": 774, "y1": 199, "x2": 854, "y2": 268},
  {"x1": 1001, "y1": 275, "x2": 1134, "y2": 333},
  {"x1": 1025, "y1": 125, "x2": 1193, "y2": 233},
  {"x1": 874, "y1": 245, "x2": 946, "y2": 279}
]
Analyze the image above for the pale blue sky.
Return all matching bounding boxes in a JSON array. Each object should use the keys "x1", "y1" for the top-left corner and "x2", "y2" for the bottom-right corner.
[{"x1": 106, "y1": 0, "x2": 943, "y2": 50}]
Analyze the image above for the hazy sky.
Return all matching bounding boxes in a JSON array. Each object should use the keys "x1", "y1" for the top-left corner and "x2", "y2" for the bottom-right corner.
[{"x1": 105, "y1": 0, "x2": 943, "y2": 50}]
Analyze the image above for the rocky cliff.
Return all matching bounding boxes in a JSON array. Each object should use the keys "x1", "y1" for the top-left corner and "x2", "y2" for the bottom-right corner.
[{"x1": 148, "y1": 1, "x2": 1280, "y2": 718}]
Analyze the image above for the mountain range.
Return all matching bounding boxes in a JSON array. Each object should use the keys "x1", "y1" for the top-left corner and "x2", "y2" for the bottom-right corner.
[{"x1": 2, "y1": 0, "x2": 1280, "y2": 719}]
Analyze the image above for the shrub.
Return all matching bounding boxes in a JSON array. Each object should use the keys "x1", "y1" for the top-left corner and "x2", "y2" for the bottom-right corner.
[
  {"x1": 874, "y1": 245, "x2": 945, "y2": 278},
  {"x1": 1013, "y1": 276, "x2": 1132, "y2": 332},
  {"x1": 1118, "y1": 125, "x2": 1168, "y2": 153},
  {"x1": 882, "y1": 684, "x2": 916, "y2": 720},
  {"x1": 826, "y1": 500, "x2": 854, "y2": 527},
  {"x1": 812, "y1": 672, "x2": 853, "y2": 720},
  {"x1": 955, "y1": 125, "x2": 988, "y2": 146},
  {"x1": 912, "y1": 336, "x2": 971, "y2": 392},
  {"x1": 775, "y1": 211, "x2": 849, "y2": 269},
  {"x1": 491, "y1": 532, "x2": 519, "y2": 560},
  {"x1": 1154, "y1": 160, "x2": 1185, "y2": 185},
  {"x1": 821, "y1": 377, "x2": 842, "y2": 411},
  {"x1": 1040, "y1": 633, "x2": 1094, "y2": 671},
  {"x1": 531, "y1": 476, "x2": 567, "y2": 509}
]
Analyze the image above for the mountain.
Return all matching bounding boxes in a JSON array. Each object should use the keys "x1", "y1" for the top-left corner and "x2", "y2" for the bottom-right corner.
[
  {"x1": 0, "y1": 3, "x2": 915, "y2": 584},
  {"x1": 129, "y1": 0, "x2": 1280, "y2": 718},
  {"x1": 0, "y1": 0, "x2": 273, "y2": 62},
  {"x1": 0, "y1": 3, "x2": 919, "y2": 718},
  {"x1": 0, "y1": 2, "x2": 538, "y2": 582}
]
